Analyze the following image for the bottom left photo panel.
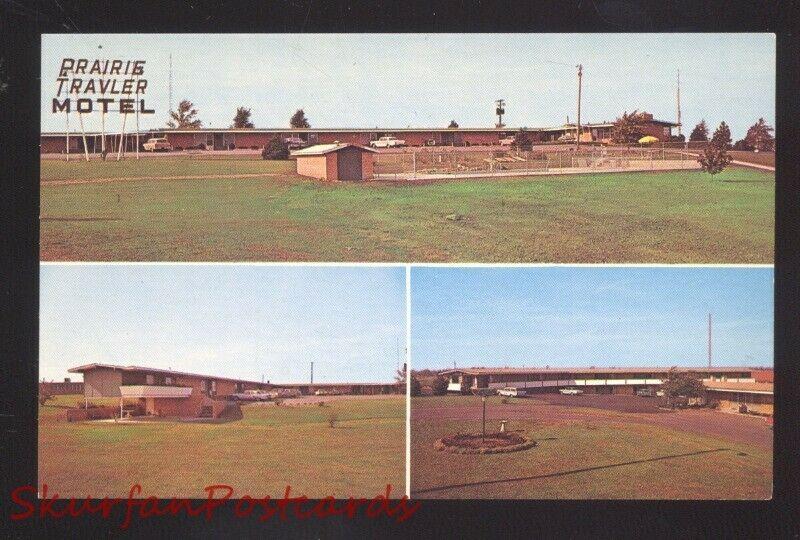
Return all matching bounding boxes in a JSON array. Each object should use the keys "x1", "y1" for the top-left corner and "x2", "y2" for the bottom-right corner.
[{"x1": 38, "y1": 263, "x2": 408, "y2": 499}]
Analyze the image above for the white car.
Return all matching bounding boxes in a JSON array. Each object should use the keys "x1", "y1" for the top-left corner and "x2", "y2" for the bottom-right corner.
[
  {"x1": 498, "y1": 387, "x2": 525, "y2": 397},
  {"x1": 314, "y1": 388, "x2": 342, "y2": 396},
  {"x1": 231, "y1": 389, "x2": 271, "y2": 401},
  {"x1": 499, "y1": 136, "x2": 515, "y2": 146},
  {"x1": 559, "y1": 388, "x2": 583, "y2": 395},
  {"x1": 369, "y1": 136, "x2": 405, "y2": 148},
  {"x1": 284, "y1": 136, "x2": 307, "y2": 149},
  {"x1": 142, "y1": 137, "x2": 173, "y2": 152}
]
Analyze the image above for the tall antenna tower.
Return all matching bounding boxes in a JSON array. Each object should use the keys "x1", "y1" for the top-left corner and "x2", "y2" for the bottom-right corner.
[
  {"x1": 495, "y1": 99, "x2": 505, "y2": 128},
  {"x1": 310, "y1": 361, "x2": 314, "y2": 384},
  {"x1": 575, "y1": 64, "x2": 583, "y2": 148},
  {"x1": 168, "y1": 53, "x2": 173, "y2": 114},
  {"x1": 707, "y1": 313, "x2": 712, "y2": 368},
  {"x1": 676, "y1": 70, "x2": 682, "y2": 137}
]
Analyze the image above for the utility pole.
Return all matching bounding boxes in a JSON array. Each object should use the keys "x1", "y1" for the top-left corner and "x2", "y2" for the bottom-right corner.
[
  {"x1": 676, "y1": 69, "x2": 682, "y2": 138},
  {"x1": 495, "y1": 99, "x2": 505, "y2": 128},
  {"x1": 168, "y1": 53, "x2": 173, "y2": 116},
  {"x1": 575, "y1": 64, "x2": 583, "y2": 149},
  {"x1": 708, "y1": 313, "x2": 712, "y2": 369},
  {"x1": 310, "y1": 361, "x2": 314, "y2": 385}
]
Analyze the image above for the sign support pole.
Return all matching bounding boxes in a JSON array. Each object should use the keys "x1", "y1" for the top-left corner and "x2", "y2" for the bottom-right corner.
[
  {"x1": 135, "y1": 76, "x2": 140, "y2": 160},
  {"x1": 117, "y1": 113, "x2": 128, "y2": 161},
  {"x1": 77, "y1": 95, "x2": 90, "y2": 162}
]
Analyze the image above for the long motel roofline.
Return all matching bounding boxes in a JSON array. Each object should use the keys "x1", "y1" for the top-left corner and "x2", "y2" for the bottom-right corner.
[
  {"x1": 68, "y1": 362, "x2": 397, "y2": 389},
  {"x1": 440, "y1": 366, "x2": 757, "y2": 393},
  {"x1": 41, "y1": 118, "x2": 679, "y2": 137}
]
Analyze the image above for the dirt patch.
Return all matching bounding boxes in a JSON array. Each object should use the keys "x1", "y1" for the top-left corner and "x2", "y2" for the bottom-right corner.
[
  {"x1": 435, "y1": 431, "x2": 536, "y2": 454},
  {"x1": 529, "y1": 394, "x2": 668, "y2": 413},
  {"x1": 41, "y1": 216, "x2": 122, "y2": 222},
  {"x1": 41, "y1": 173, "x2": 280, "y2": 186}
]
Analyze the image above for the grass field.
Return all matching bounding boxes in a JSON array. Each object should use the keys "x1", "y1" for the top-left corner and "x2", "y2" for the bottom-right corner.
[
  {"x1": 39, "y1": 394, "x2": 405, "y2": 498},
  {"x1": 40, "y1": 158, "x2": 774, "y2": 262},
  {"x1": 411, "y1": 396, "x2": 772, "y2": 499}
]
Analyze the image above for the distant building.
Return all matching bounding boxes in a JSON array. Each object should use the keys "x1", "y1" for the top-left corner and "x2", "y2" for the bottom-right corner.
[
  {"x1": 703, "y1": 381, "x2": 773, "y2": 416},
  {"x1": 39, "y1": 116, "x2": 679, "y2": 154},
  {"x1": 68, "y1": 363, "x2": 398, "y2": 419},
  {"x1": 39, "y1": 378, "x2": 84, "y2": 395},
  {"x1": 441, "y1": 366, "x2": 755, "y2": 395}
]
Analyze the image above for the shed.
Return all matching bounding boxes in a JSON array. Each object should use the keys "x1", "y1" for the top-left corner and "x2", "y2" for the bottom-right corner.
[{"x1": 292, "y1": 143, "x2": 377, "y2": 181}]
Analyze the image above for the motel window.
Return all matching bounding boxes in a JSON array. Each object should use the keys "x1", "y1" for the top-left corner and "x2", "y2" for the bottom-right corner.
[
  {"x1": 165, "y1": 376, "x2": 174, "y2": 385},
  {"x1": 146, "y1": 374, "x2": 154, "y2": 385}
]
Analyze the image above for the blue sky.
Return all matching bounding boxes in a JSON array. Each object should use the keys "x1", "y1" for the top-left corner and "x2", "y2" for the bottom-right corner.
[
  {"x1": 40, "y1": 265, "x2": 406, "y2": 383},
  {"x1": 411, "y1": 267, "x2": 773, "y2": 370},
  {"x1": 42, "y1": 33, "x2": 774, "y2": 139}
]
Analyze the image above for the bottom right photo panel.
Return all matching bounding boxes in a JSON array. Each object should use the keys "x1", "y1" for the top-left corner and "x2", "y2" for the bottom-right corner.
[{"x1": 410, "y1": 266, "x2": 773, "y2": 500}]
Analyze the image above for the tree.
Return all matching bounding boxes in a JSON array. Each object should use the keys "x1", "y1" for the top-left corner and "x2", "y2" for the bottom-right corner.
[
  {"x1": 231, "y1": 106, "x2": 254, "y2": 129},
  {"x1": 261, "y1": 136, "x2": 288, "y2": 160},
  {"x1": 290, "y1": 109, "x2": 310, "y2": 128},
  {"x1": 512, "y1": 128, "x2": 532, "y2": 151},
  {"x1": 689, "y1": 120, "x2": 709, "y2": 142},
  {"x1": 744, "y1": 118, "x2": 774, "y2": 152},
  {"x1": 611, "y1": 110, "x2": 649, "y2": 144},
  {"x1": 710, "y1": 121, "x2": 732, "y2": 149},
  {"x1": 698, "y1": 145, "x2": 732, "y2": 175},
  {"x1": 448, "y1": 120, "x2": 459, "y2": 128},
  {"x1": 733, "y1": 138, "x2": 753, "y2": 151},
  {"x1": 167, "y1": 99, "x2": 202, "y2": 129},
  {"x1": 410, "y1": 376, "x2": 422, "y2": 397},
  {"x1": 661, "y1": 367, "x2": 706, "y2": 407},
  {"x1": 431, "y1": 376, "x2": 449, "y2": 396}
]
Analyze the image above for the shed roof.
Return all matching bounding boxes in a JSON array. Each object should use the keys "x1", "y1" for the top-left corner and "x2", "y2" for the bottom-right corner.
[{"x1": 291, "y1": 143, "x2": 377, "y2": 156}]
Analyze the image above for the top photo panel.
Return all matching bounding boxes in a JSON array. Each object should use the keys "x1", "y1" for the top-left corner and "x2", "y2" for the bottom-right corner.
[{"x1": 40, "y1": 33, "x2": 775, "y2": 263}]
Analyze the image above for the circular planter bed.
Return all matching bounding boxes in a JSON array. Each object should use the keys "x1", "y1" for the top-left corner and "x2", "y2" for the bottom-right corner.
[{"x1": 434, "y1": 432, "x2": 536, "y2": 454}]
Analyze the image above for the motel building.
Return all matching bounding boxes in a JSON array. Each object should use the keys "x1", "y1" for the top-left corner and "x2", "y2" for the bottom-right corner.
[
  {"x1": 441, "y1": 367, "x2": 757, "y2": 396},
  {"x1": 39, "y1": 114, "x2": 678, "y2": 154},
  {"x1": 67, "y1": 363, "x2": 399, "y2": 420},
  {"x1": 703, "y1": 381, "x2": 774, "y2": 416}
]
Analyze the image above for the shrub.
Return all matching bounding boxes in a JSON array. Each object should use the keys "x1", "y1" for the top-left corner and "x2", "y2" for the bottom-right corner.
[
  {"x1": 262, "y1": 136, "x2": 289, "y2": 160},
  {"x1": 410, "y1": 376, "x2": 422, "y2": 397},
  {"x1": 327, "y1": 412, "x2": 338, "y2": 428},
  {"x1": 431, "y1": 376, "x2": 449, "y2": 396},
  {"x1": 733, "y1": 138, "x2": 753, "y2": 151},
  {"x1": 697, "y1": 145, "x2": 732, "y2": 175},
  {"x1": 39, "y1": 392, "x2": 53, "y2": 406}
]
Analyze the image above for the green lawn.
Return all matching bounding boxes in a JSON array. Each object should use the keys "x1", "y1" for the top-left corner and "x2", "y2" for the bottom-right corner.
[
  {"x1": 41, "y1": 159, "x2": 774, "y2": 262},
  {"x1": 411, "y1": 397, "x2": 772, "y2": 499},
  {"x1": 39, "y1": 394, "x2": 405, "y2": 498}
]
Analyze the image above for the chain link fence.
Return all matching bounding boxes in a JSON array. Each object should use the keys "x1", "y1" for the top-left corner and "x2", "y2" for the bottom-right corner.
[{"x1": 373, "y1": 146, "x2": 698, "y2": 180}]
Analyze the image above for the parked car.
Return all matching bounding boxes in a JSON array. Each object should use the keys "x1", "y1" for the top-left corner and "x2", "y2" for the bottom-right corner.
[
  {"x1": 655, "y1": 390, "x2": 665, "y2": 397},
  {"x1": 314, "y1": 388, "x2": 343, "y2": 396},
  {"x1": 142, "y1": 137, "x2": 173, "y2": 152},
  {"x1": 559, "y1": 388, "x2": 583, "y2": 395},
  {"x1": 498, "y1": 387, "x2": 526, "y2": 397},
  {"x1": 369, "y1": 135, "x2": 405, "y2": 148},
  {"x1": 231, "y1": 389, "x2": 271, "y2": 402},
  {"x1": 268, "y1": 388, "x2": 302, "y2": 399},
  {"x1": 499, "y1": 136, "x2": 515, "y2": 146},
  {"x1": 636, "y1": 388, "x2": 655, "y2": 397},
  {"x1": 284, "y1": 136, "x2": 307, "y2": 149},
  {"x1": 558, "y1": 133, "x2": 576, "y2": 142}
]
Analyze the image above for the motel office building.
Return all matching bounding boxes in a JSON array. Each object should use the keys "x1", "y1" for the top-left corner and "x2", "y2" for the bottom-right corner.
[
  {"x1": 442, "y1": 367, "x2": 757, "y2": 395},
  {"x1": 69, "y1": 363, "x2": 399, "y2": 419}
]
